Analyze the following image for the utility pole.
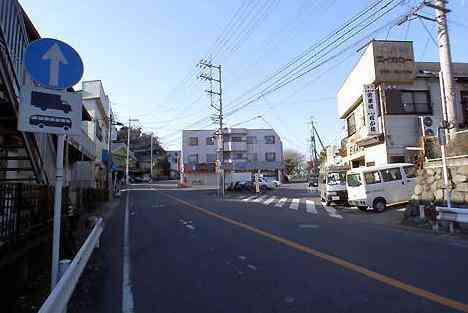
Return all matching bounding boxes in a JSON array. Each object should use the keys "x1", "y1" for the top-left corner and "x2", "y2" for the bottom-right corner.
[
  {"x1": 428, "y1": 0, "x2": 458, "y2": 135},
  {"x1": 126, "y1": 118, "x2": 139, "y2": 185},
  {"x1": 198, "y1": 59, "x2": 224, "y2": 198},
  {"x1": 309, "y1": 117, "x2": 319, "y2": 178},
  {"x1": 150, "y1": 132, "x2": 153, "y2": 180},
  {"x1": 107, "y1": 113, "x2": 113, "y2": 198}
]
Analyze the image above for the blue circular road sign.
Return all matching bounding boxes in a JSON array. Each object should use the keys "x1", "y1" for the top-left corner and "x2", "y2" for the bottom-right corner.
[{"x1": 24, "y1": 38, "x2": 83, "y2": 90}]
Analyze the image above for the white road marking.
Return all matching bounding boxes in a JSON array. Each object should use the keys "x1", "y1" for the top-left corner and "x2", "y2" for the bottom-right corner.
[
  {"x1": 247, "y1": 264, "x2": 257, "y2": 271},
  {"x1": 242, "y1": 196, "x2": 256, "y2": 202},
  {"x1": 324, "y1": 206, "x2": 343, "y2": 219},
  {"x1": 122, "y1": 193, "x2": 134, "y2": 313},
  {"x1": 289, "y1": 198, "x2": 300, "y2": 210},
  {"x1": 275, "y1": 197, "x2": 288, "y2": 207},
  {"x1": 305, "y1": 200, "x2": 317, "y2": 214},
  {"x1": 298, "y1": 224, "x2": 319, "y2": 229},
  {"x1": 253, "y1": 196, "x2": 266, "y2": 203},
  {"x1": 186, "y1": 224, "x2": 196, "y2": 230},
  {"x1": 263, "y1": 196, "x2": 277, "y2": 205}
]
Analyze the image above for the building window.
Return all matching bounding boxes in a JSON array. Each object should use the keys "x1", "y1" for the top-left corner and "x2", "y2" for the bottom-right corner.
[
  {"x1": 189, "y1": 137, "x2": 198, "y2": 146},
  {"x1": 265, "y1": 152, "x2": 276, "y2": 162},
  {"x1": 188, "y1": 154, "x2": 198, "y2": 164},
  {"x1": 206, "y1": 153, "x2": 217, "y2": 163},
  {"x1": 247, "y1": 136, "x2": 257, "y2": 144},
  {"x1": 231, "y1": 136, "x2": 242, "y2": 142},
  {"x1": 364, "y1": 171, "x2": 381, "y2": 185},
  {"x1": 264, "y1": 135, "x2": 275, "y2": 144},
  {"x1": 386, "y1": 90, "x2": 432, "y2": 114},
  {"x1": 206, "y1": 136, "x2": 215, "y2": 145},
  {"x1": 390, "y1": 155, "x2": 405, "y2": 163},
  {"x1": 247, "y1": 153, "x2": 257, "y2": 161},
  {"x1": 461, "y1": 90, "x2": 468, "y2": 127},
  {"x1": 347, "y1": 112, "x2": 356, "y2": 136},
  {"x1": 380, "y1": 168, "x2": 402, "y2": 182}
]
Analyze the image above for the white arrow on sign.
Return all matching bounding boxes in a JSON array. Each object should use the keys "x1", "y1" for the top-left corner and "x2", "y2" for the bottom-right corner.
[{"x1": 41, "y1": 43, "x2": 69, "y2": 87}]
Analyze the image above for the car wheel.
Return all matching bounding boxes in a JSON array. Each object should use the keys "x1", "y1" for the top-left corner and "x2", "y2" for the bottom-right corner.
[
  {"x1": 373, "y1": 198, "x2": 386, "y2": 213},
  {"x1": 357, "y1": 206, "x2": 368, "y2": 212}
]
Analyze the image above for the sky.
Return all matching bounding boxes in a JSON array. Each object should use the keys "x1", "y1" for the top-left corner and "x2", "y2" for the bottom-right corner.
[{"x1": 19, "y1": 0, "x2": 468, "y2": 158}]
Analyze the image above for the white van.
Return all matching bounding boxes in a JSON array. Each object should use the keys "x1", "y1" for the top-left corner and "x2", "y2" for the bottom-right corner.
[
  {"x1": 319, "y1": 166, "x2": 350, "y2": 206},
  {"x1": 346, "y1": 163, "x2": 417, "y2": 212}
]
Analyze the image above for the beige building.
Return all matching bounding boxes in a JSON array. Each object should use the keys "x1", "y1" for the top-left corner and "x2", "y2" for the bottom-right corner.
[{"x1": 337, "y1": 40, "x2": 468, "y2": 168}]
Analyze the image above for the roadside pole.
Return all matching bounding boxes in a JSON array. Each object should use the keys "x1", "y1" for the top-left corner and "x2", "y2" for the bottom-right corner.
[
  {"x1": 20, "y1": 38, "x2": 84, "y2": 290},
  {"x1": 150, "y1": 133, "x2": 153, "y2": 180},
  {"x1": 107, "y1": 114, "x2": 113, "y2": 199},
  {"x1": 438, "y1": 71, "x2": 452, "y2": 209},
  {"x1": 433, "y1": 0, "x2": 458, "y2": 136},
  {"x1": 51, "y1": 134, "x2": 65, "y2": 288}
]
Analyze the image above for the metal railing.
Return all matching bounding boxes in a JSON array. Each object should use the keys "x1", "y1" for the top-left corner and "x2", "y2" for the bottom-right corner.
[
  {"x1": 0, "y1": 183, "x2": 52, "y2": 245},
  {"x1": 38, "y1": 217, "x2": 104, "y2": 313}
]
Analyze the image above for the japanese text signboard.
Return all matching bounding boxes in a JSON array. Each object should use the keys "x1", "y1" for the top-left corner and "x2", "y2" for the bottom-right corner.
[{"x1": 362, "y1": 84, "x2": 381, "y2": 137}]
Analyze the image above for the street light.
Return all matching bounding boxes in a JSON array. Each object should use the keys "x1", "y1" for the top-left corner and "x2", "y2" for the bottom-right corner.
[{"x1": 126, "y1": 118, "x2": 139, "y2": 185}]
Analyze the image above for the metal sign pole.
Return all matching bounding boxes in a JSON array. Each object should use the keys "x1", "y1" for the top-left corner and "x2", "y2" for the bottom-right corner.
[{"x1": 51, "y1": 134, "x2": 65, "y2": 288}]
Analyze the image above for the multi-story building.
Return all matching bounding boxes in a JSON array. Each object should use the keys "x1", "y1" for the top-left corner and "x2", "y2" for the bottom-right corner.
[
  {"x1": 337, "y1": 40, "x2": 468, "y2": 168},
  {"x1": 182, "y1": 128, "x2": 283, "y2": 185},
  {"x1": 79, "y1": 80, "x2": 112, "y2": 188}
]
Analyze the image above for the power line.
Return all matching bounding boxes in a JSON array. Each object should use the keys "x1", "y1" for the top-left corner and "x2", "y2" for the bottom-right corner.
[
  {"x1": 223, "y1": 0, "x2": 399, "y2": 112},
  {"x1": 224, "y1": 1, "x2": 406, "y2": 118}
]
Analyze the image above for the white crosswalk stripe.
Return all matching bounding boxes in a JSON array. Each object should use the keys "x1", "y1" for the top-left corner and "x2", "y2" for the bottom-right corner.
[
  {"x1": 289, "y1": 198, "x2": 300, "y2": 210},
  {"x1": 275, "y1": 197, "x2": 288, "y2": 207},
  {"x1": 242, "y1": 196, "x2": 256, "y2": 202},
  {"x1": 253, "y1": 196, "x2": 266, "y2": 203},
  {"x1": 305, "y1": 200, "x2": 317, "y2": 214},
  {"x1": 323, "y1": 206, "x2": 343, "y2": 219},
  {"x1": 263, "y1": 196, "x2": 277, "y2": 205}
]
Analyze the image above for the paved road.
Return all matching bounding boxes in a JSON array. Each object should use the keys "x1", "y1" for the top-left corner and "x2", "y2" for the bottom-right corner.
[{"x1": 91, "y1": 182, "x2": 468, "y2": 313}]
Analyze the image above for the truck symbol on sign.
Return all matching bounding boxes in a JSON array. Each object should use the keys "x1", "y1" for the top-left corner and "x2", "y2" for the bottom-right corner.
[
  {"x1": 31, "y1": 91, "x2": 72, "y2": 113},
  {"x1": 29, "y1": 115, "x2": 72, "y2": 130}
]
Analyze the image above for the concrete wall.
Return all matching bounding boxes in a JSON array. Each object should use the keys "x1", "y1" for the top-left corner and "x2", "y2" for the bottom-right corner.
[{"x1": 337, "y1": 44, "x2": 376, "y2": 118}]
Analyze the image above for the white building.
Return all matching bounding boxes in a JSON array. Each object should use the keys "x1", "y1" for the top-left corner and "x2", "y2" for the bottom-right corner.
[
  {"x1": 182, "y1": 128, "x2": 283, "y2": 185},
  {"x1": 79, "y1": 80, "x2": 112, "y2": 188},
  {"x1": 337, "y1": 40, "x2": 468, "y2": 168}
]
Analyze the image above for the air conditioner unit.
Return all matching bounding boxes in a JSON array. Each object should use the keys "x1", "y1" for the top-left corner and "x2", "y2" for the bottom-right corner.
[{"x1": 418, "y1": 116, "x2": 435, "y2": 137}]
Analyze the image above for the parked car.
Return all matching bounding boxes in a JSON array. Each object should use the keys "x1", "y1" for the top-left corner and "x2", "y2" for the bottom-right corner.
[
  {"x1": 258, "y1": 177, "x2": 278, "y2": 190},
  {"x1": 319, "y1": 166, "x2": 349, "y2": 206},
  {"x1": 346, "y1": 163, "x2": 417, "y2": 213}
]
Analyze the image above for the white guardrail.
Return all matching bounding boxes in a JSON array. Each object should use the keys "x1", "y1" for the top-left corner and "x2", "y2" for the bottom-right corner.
[
  {"x1": 436, "y1": 207, "x2": 468, "y2": 223},
  {"x1": 38, "y1": 217, "x2": 104, "y2": 313}
]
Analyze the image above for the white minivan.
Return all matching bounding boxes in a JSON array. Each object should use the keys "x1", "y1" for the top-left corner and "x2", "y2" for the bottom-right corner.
[{"x1": 346, "y1": 163, "x2": 417, "y2": 212}]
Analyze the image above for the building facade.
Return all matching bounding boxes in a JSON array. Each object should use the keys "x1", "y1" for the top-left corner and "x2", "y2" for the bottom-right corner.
[
  {"x1": 337, "y1": 40, "x2": 468, "y2": 168},
  {"x1": 182, "y1": 128, "x2": 283, "y2": 185}
]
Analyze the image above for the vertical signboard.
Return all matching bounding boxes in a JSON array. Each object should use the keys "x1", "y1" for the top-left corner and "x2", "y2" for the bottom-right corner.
[{"x1": 363, "y1": 84, "x2": 381, "y2": 137}]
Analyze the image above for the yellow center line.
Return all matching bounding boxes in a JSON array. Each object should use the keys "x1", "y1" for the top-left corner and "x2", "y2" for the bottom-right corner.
[{"x1": 160, "y1": 191, "x2": 468, "y2": 312}]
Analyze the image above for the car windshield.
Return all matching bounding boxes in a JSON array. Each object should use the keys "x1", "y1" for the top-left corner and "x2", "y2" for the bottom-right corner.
[
  {"x1": 327, "y1": 172, "x2": 346, "y2": 185},
  {"x1": 347, "y1": 173, "x2": 362, "y2": 187}
]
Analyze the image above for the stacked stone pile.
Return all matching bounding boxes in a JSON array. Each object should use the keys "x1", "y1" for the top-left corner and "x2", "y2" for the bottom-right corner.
[{"x1": 412, "y1": 165, "x2": 468, "y2": 206}]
